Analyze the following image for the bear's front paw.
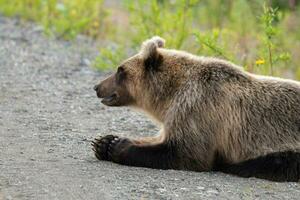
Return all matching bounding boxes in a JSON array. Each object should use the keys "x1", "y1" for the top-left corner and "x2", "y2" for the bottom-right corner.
[
  {"x1": 92, "y1": 135, "x2": 119, "y2": 161},
  {"x1": 92, "y1": 135, "x2": 132, "y2": 163}
]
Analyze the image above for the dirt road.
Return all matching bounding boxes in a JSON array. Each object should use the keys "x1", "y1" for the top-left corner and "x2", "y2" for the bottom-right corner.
[{"x1": 0, "y1": 17, "x2": 299, "y2": 200}]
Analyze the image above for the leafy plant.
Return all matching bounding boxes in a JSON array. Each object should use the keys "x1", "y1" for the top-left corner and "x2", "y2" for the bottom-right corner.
[
  {"x1": 94, "y1": 44, "x2": 126, "y2": 70},
  {"x1": 256, "y1": 4, "x2": 291, "y2": 75},
  {"x1": 94, "y1": 0, "x2": 199, "y2": 70},
  {"x1": 0, "y1": 0, "x2": 299, "y2": 80},
  {"x1": 0, "y1": 0, "x2": 108, "y2": 39},
  {"x1": 193, "y1": 29, "x2": 232, "y2": 61}
]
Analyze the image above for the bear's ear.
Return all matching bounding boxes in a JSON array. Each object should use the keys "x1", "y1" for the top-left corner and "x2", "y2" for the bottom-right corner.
[{"x1": 140, "y1": 36, "x2": 165, "y2": 70}]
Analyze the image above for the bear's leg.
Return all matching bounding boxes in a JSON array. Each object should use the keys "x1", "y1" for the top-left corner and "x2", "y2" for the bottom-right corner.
[{"x1": 92, "y1": 135, "x2": 177, "y2": 169}]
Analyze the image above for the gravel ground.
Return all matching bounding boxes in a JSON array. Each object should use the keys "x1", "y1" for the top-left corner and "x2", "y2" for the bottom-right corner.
[{"x1": 0, "y1": 17, "x2": 299, "y2": 200}]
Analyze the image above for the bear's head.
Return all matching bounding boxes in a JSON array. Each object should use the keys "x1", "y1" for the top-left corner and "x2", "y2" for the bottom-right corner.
[{"x1": 94, "y1": 36, "x2": 184, "y2": 121}]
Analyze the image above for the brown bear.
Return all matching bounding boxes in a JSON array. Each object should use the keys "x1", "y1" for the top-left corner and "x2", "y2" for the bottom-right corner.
[{"x1": 92, "y1": 36, "x2": 300, "y2": 182}]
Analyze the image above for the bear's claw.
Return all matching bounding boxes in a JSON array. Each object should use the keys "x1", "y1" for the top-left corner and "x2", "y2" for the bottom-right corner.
[{"x1": 92, "y1": 135, "x2": 119, "y2": 161}]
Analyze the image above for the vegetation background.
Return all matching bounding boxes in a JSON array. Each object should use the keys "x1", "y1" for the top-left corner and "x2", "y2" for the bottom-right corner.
[{"x1": 0, "y1": 0, "x2": 299, "y2": 79}]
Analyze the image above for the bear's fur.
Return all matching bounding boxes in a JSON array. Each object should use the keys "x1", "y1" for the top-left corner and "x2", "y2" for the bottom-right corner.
[{"x1": 92, "y1": 36, "x2": 300, "y2": 182}]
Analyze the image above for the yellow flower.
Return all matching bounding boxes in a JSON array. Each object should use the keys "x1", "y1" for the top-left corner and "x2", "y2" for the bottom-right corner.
[
  {"x1": 93, "y1": 21, "x2": 100, "y2": 28},
  {"x1": 70, "y1": 9, "x2": 77, "y2": 17},
  {"x1": 255, "y1": 59, "x2": 265, "y2": 65}
]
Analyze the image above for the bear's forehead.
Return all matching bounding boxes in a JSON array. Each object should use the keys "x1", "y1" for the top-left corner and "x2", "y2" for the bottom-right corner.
[{"x1": 121, "y1": 54, "x2": 143, "y2": 68}]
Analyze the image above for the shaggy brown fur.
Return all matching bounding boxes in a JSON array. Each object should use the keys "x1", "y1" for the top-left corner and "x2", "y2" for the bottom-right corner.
[{"x1": 92, "y1": 36, "x2": 300, "y2": 182}]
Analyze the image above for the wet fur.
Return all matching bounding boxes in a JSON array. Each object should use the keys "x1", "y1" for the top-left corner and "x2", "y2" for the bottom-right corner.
[{"x1": 93, "y1": 36, "x2": 300, "y2": 182}]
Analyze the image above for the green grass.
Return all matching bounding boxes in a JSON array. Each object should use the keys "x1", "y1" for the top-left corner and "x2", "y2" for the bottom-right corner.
[
  {"x1": 0, "y1": 0, "x2": 108, "y2": 39},
  {"x1": 0, "y1": 0, "x2": 299, "y2": 79}
]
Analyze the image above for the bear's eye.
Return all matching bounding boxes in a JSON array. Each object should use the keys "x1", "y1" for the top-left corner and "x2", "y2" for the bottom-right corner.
[{"x1": 116, "y1": 66, "x2": 126, "y2": 84}]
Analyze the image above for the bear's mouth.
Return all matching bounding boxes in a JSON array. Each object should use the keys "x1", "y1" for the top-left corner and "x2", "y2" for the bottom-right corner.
[{"x1": 101, "y1": 93, "x2": 118, "y2": 106}]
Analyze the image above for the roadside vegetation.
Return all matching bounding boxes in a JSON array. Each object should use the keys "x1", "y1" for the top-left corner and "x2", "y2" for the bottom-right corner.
[{"x1": 0, "y1": 0, "x2": 299, "y2": 79}]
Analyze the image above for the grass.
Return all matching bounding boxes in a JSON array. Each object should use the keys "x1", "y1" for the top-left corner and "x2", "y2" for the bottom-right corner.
[
  {"x1": 0, "y1": 0, "x2": 108, "y2": 39},
  {"x1": 0, "y1": 0, "x2": 299, "y2": 79}
]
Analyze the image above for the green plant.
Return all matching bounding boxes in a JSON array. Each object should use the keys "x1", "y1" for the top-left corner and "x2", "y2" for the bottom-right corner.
[
  {"x1": 94, "y1": 44, "x2": 126, "y2": 70},
  {"x1": 94, "y1": 0, "x2": 199, "y2": 70},
  {"x1": 124, "y1": 0, "x2": 199, "y2": 49},
  {"x1": 193, "y1": 1, "x2": 292, "y2": 77},
  {"x1": 193, "y1": 29, "x2": 232, "y2": 61},
  {"x1": 0, "y1": 0, "x2": 108, "y2": 39},
  {"x1": 256, "y1": 4, "x2": 291, "y2": 75},
  {"x1": 42, "y1": 0, "x2": 108, "y2": 39},
  {"x1": 1, "y1": 0, "x2": 298, "y2": 80}
]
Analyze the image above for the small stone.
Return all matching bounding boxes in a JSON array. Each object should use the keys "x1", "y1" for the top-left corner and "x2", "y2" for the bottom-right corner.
[
  {"x1": 80, "y1": 58, "x2": 91, "y2": 66},
  {"x1": 47, "y1": 149, "x2": 54, "y2": 153},
  {"x1": 197, "y1": 186, "x2": 205, "y2": 190},
  {"x1": 180, "y1": 188, "x2": 189, "y2": 191},
  {"x1": 207, "y1": 189, "x2": 219, "y2": 195},
  {"x1": 158, "y1": 188, "x2": 166, "y2": 193}
]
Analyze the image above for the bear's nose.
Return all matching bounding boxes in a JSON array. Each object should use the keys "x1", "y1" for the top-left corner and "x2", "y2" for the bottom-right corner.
[{"x1": 93, "y1": 84, "x2": 99, "y2": 91}]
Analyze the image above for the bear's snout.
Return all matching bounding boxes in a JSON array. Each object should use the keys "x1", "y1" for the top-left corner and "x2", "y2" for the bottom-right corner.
[{"x1": 93, "y1": 84, "x2": 103, "y2": 98}]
